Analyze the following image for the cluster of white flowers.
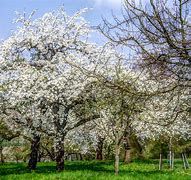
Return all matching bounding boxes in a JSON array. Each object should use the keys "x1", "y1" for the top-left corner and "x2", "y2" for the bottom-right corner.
[
  {"x1": 132, "y1": 84, "x2": 190, "y2": 141},
  {"x1": 0, "y1": 7, "x2": 190, "y2": 157},
  {"x1": 0, "y1": 8, "x2": 127, "y2": 152}
]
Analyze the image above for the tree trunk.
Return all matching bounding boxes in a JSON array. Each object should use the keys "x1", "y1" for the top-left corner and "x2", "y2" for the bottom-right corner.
[
  {"x1": 182, "y1": 153, "x2": 187, "y2": 169},
  {"x1": 159, "y1": 143, "x2": 163, "y2": 171},
  {"x1": 0, "y1": 141, "x2": 4, "y2": 164},
  {"x1": 55, "y1": 139, "x2": 65, "y2": 171},
  {"x1": 79, "y1": 153, "x2": 83, "y2": 160},
  {"x1": 38, "y1": 152, "x2": 42, "y2": 162},
  {"x1": 96, "y1": 136, "x2": 104, "y2": 160},
  {"x1": 169, "y1": 150, "x2": 172, "y2": 169},
  {"x1": 169, "y1": 150, "x2": 174, "y2": 169},
  {"x1": 182, "y1": 153, "x2": 190, "y2": 169},
  {"x1": 28, "y1": 135, "x2": 40, "y2": 170},
  {"x1": 124, "y1": 149, "x2": 131, "y2": 163},
  {"x1": 129, "y1": 135, "x2": 143, "y2": 159},
  {"x1": 114, "y1": 143, "x2": 120, "y2": 175},
  {"x1": 124, "y1": 136, "x2": 131, "y2": 163},
  {"x1": 159, "y1": 153, "x2": 162, "y2": 170},
  {"x1": 184, "y1": 153, "x2": 190, "y2": 169},
  {"x1": 52, "y1": 102, "x2": 65, "y2": 171},
  {"x1": 169, "y1": 138, "x2": 174, "y2": 169}
]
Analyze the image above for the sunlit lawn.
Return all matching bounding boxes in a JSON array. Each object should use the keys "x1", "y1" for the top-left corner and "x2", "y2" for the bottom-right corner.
[{"x1": 0, "y1": 159, "x2": 191, "y2": 180}]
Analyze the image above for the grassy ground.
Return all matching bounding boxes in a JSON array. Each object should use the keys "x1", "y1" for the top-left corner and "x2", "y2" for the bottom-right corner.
[{"x1": 0, "y1": 160, "x2": 191, "y2": 180}]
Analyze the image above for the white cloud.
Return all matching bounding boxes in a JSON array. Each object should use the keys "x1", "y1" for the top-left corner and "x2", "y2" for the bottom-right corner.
[{"x1": 91, "y1": 0, "x2": 122, "y2": 8}]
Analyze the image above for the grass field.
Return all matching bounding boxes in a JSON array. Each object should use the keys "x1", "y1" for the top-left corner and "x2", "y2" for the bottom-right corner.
[{"x1": 0, "y1": 160, "x2": 191, "y2": 180}]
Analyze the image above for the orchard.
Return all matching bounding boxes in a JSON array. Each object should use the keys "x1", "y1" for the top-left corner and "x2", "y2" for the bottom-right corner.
[{"x1": 0, "y1": 0, "x2": 190, "y2": 179}]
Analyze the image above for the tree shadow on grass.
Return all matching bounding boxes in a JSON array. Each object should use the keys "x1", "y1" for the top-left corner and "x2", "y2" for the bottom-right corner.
[
  {"x1": 0, "y1": 163, "x2": 31, "y2": 176},
  {"x1": 64, "y1": 161, "x2": 165, "y2": 176},
  {"x1": 0, "y1": 160, "x2": 177, "y2": 177}
]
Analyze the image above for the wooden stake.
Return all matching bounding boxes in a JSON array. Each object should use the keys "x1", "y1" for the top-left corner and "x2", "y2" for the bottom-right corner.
[
  {"x1": 159, "y1": 153, "x2": 162, "y2": 170},
  {"x1": 172, "y1": 152, "x2": 174, "y2": 170}
]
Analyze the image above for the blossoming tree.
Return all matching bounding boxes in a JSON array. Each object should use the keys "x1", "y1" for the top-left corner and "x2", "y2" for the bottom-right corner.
[{"x1": 0, "y1": 8, "x2": 103, "y2": 171}]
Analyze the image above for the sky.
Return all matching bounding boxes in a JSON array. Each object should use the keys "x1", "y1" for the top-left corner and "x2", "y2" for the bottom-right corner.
[{"x1": 0, "y1": 0, "x2": 123, "y2": 41}]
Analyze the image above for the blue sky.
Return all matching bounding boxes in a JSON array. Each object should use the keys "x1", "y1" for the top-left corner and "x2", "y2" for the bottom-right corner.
[{"x1": 0, "y1": 0, "x2": 122, "y2": 41}]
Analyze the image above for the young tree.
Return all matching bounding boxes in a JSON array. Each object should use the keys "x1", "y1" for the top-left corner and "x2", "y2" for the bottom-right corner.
[{"x1": 89, "y1": 68, "x2": 146, "y2": 175}]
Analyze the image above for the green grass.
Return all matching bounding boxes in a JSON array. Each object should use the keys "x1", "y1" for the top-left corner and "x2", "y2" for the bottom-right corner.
[{"x1": 0, "y1": 160, "x2": 191, "y2": 180}]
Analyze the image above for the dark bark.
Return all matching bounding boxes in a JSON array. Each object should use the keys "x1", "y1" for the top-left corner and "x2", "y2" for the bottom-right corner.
[
  {"x1": 52, "y1": 101, "x2": 65, "y2": 171},
  {"x1": 79, "y1": 153, "x2": 83, "y2": 160},
  {"x1": 96, "y1": 136, "x2": 104, "y2": 160},
  {"x1": 28, "y1": 135, "x2": 40, "y2": 170},
  {"x1": 55, "y1": 140, "x2": 65, "y2": 171}
]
